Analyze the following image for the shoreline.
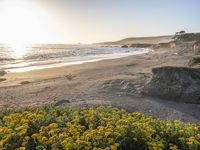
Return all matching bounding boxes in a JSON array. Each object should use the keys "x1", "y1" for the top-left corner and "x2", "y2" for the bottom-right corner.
[
  {"x1": 5, "y1": 48, "x2": 150, "y2": 73},
  {"x1": 0, "y1": 45, "x2": 150, "y2": 73},
  {"x1": 0, "y1": 50, "x2": 152, "y2": 88}
]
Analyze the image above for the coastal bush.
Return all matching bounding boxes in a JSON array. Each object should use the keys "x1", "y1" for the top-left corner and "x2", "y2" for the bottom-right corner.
[
  {"x1": 189, "y1": 55, "x2": 200, "y2": 66},
  {"x1": 0, "y1": 105, "x2": 199, "y2": 150}
]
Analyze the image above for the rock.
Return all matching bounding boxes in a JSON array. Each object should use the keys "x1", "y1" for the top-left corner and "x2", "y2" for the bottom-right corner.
[
  {"x1": 65, "y1": 74, "x2": 76, "y2": 80},
  {"x1": 0, "y1": 78, "x2": 6, "y2": 82},
  {"x1": 121, "y1": 45, "x2": 128, "y2": 48},
  {"x1": 0, "y1": 71, "x2": 7, "y2": 76},
  {"x1": 20, "y1": 81, "x2": 31, "y2": 84},
  {"x1": 126, "y1": 63, "x2": 138, "y2": 67},
  {"x1": 142, "y1": 66, "x2": 200, "y2": 104},
  {"x1": 55, "y1": 99, "x2": 70, "y2": 106},
  {"x1": 130, "y1": 43, "x2": 152, "y2": 48},
  {"x1": 192, "y1": 40, "x2": 200, "y2": 54}
]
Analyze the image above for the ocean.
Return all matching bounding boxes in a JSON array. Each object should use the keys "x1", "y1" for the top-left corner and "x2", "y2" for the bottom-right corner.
[{"x1": 0, "y1": 44, "x2": 150, "y2": 72}]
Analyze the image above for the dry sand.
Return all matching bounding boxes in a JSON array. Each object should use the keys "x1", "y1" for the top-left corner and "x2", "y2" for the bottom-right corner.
[{"x1": 0, "y1": 41, "x2": 200, "y2": 124}]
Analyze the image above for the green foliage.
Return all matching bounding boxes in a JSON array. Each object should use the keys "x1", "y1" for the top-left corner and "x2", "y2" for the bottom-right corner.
[
  {"x1": 189, "y1": 55, "x2": 200, "y2": 66},
  {"x1": 0, "y1": 105, "x2": 199, "y2": 150}
]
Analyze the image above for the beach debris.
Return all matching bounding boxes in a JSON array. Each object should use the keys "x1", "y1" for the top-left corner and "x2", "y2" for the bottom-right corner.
[{"x1": 55, "y1": 99, "x2": 70, "y2": 106}]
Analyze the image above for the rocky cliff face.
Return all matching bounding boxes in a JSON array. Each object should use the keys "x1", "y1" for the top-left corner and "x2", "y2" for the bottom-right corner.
[
  {"x1": 192, "y1": 40, "x2": 200, "y2": 54},
  {"x1": 142, "y1": 66, "x2": 200, "y2": 104},
  {"x1": 161, "y1": 42, "x2": 176, "y2": 48}
]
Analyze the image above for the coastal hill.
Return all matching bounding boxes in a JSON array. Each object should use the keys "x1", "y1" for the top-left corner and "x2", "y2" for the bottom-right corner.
[{"x1": 97, "y1": 35, "x2": 173, "y2": 45}]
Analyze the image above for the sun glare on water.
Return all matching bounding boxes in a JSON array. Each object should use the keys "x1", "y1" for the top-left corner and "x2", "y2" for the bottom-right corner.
[{"x1": 10, "y1": 42, "x2": 28, "y2": 58}]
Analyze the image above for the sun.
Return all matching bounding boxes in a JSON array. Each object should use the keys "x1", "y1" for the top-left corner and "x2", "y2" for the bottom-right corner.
[
  {"x1": 0, "y1": 0, "x2": 52, "y2": 58},
  {"x1": 0, "y1": 0, "x2": 69, "y2": 48},
  {"x1": 0, "y1": 1, "x2": 39, "y2": 44}
]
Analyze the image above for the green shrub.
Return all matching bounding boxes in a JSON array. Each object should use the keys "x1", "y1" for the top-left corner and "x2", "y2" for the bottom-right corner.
[{"x1": 188, "y1": 55, "x2": 200, "y2": 66}]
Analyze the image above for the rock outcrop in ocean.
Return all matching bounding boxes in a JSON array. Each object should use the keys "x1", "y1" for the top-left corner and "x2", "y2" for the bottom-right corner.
[
  {"x1": 121, "y1": 45, "x2": 128, "y2": 48},
  {"x1": 130, "y1": 43, "x2": 152, "y2": 48}
]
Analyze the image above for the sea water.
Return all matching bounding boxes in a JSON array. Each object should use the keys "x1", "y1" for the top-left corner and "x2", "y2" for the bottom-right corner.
[{"x1": 0, "y1": 44, "x2": 150, "y2": 72}]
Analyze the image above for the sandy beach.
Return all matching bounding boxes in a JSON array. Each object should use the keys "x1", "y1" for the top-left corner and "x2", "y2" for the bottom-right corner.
[{"x1": 1, "y1": 41, "x2": 200, "y2": 124}]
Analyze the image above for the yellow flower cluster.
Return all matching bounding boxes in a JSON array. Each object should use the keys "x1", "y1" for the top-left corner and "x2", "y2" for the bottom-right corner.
[{"x1": 0, "y1": 105, "x2": 199, "y2": 150}]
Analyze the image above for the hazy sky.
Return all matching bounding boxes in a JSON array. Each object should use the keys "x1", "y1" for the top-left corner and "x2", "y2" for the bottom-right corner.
[{"x1": 0, "y1": 0, "x2": 199, "y2": 44}]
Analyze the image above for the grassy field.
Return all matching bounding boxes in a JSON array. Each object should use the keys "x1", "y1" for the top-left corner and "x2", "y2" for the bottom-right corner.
[{"x1": 0, "y1": 105, "x2": 200, "y2": 150}]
